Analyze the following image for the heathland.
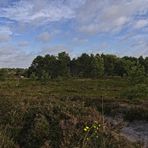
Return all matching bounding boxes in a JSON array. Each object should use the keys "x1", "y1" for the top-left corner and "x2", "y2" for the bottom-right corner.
[{"x1": 0, "y1": 53, "x2": 148, "y2": 147}]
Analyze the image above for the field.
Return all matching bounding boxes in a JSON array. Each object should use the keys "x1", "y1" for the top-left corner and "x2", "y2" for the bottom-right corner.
[{"x1": 0, "y1": 78, "x2": 148, "y2": 147}]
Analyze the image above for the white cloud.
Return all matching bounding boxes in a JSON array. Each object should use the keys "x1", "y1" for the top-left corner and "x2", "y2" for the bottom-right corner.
[
  {"x1": 118, "y1": 33, "x2": 148, "y2": 57},
  {"x1": 129, "y1": 35, "x2": 148, "y2": 57},
  {"x1": 0, "y1": 0, "x2": 10, "y2": 7},
  {"x1": 37, "y1": 32, "x2": 51, "y2": 42},
  {"x1": 18, "y1": 41, "x2": 29, "y2": 47},
  {"x1": 134, "y1": 19, "x2": 148, "y2": 29},
  {"x1": 76, "y1": 0, "x2": 148, "y2": 34},
  {"x1": 0, "y1": 0, "x2": 148, "y2": 68},
  {"x1": 73, "y1": 37, "x2": 88, "y2": 44},
  {"x1": 39, "y1": 45, "x2": 71, "y2": 56},
  {"x1": 0, "y1": 26, "x2": 12, "y2": 42},
  {"x1": 0, "y1": 0, "x2": 76, "y2": 25},
  {"x1": 0, "y1": 44, "x2": 34, "y2": 68}
]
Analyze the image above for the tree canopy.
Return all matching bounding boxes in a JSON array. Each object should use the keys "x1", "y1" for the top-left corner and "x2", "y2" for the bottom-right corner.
[{"x1": 27, "y1": 52, "x2": 148, "y2": 80}]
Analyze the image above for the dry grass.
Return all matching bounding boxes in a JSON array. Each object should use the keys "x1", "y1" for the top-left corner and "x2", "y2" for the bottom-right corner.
[{"x1": 0, "y1": 78, "x2": 146, "y2": 147}]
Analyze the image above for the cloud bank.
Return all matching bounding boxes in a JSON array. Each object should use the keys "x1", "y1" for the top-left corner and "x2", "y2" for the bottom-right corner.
[{"x1": 0, "y1": 0, "x2": 148, "y2": 67}]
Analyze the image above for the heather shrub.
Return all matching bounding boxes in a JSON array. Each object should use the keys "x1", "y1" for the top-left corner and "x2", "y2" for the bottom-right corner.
[{"x1": 121, "y1": 84, "x2": 148, "y2": 99}]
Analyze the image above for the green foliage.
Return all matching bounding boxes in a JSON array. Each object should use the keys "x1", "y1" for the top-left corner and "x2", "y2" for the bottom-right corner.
[
  {"x1": 82, "y1": 121, "x2": 104, "y2": 148},
  {"x1": 0, "y1": 69, "x2": 8, "y2": 80},
  {"x1": 0, "y1": 130, "x2": 16, "y2": 148},
  {"x1": 28, "y1": 52, "x2": 71, "y2": 79},
  {"x1": 113, "y1": 59, "x2": 126, "y2": 77},
  {"x1": 0, "y1": 53, "x2": 148, "y2": 81},
  {"x1": 102, "y1": 54, "x2": 118, "y2": 76},
  {"x1": 144, "y1": 57, "x2": 148, "y2": 75},
  {"x1": 58, "y1": 52, "x2": 71, "y2": 77},
  {"x1": 0, "y1": 96, "x2": 137, "y2": 148},
  {"x1": 27, "y1": 53, "x2": 103, "y2": 79},
  {"x1": 27, "y1": 52, "x2": 148, "y2": 80},
  {"x1": 121, "y1": 84, "x2": 148, "y2": 100},
  {"x1": 18, "y1": 113, "x2": 51, "y2": 148},
  {"x1": 81, "y1": 121, "x2": 137, "y2": 148},
  {"x1": 90, "y1": 54, "x2": 104, "y2": 78},
  {"x1": 30, "y1": 72, "x2": 37, "y2": 80},
  {"x1": 0, "y1": 78, "x2": 144, "y2": 147},
  {"x1": 127, "y1": 64, "x2": 145, "y2": 85}
]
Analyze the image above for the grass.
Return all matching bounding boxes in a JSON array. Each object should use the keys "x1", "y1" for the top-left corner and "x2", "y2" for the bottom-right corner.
[
  {"x1": 0, "y1": 78, "x2": 147, "y2": 147},
  {"x1": 0, "y1": 77, "x2": 127, "y2": 98}
]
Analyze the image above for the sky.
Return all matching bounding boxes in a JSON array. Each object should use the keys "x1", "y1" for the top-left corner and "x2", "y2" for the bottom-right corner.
[{"x1": 0, "y1": 0, "x2": 148, "y2": 68}]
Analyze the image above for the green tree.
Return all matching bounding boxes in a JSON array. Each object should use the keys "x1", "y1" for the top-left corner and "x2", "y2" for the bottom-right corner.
[
  {"x1": 74, "y1": 53, "x2": 91, "y2": 78},
  {"x1": 28, "y1": 56, "x2": 45, "y2": 79},
  {"x1": 102, "y1": 54, "x2": 117, "y2": 76},
  {"x1": 138, "y1": 56, "x2": 145, "y2": 66},
  {"x1": 70, "y1": 58, "x2": 79, "y2": 77},
  {"x1": 128, "y1": 63, "x2": 145, "y2": 84},
  {"x1": 58, "y1": 52, "x2": 71, "y2": 77},
  {"x1": 113, "y1": 59, "x2": 126, "y2": 77},
  {"x1": 89, "y1": 54, "x2": 104, "y2": 78},
  {"x1": 144, "y1": 57, "x2": 148, "y2": 75}
]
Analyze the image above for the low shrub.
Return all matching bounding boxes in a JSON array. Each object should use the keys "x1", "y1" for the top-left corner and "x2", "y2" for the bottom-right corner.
[
  {"x1": 120, "y1": 84, "x2": 148, "y2": 100},
  {"x1": 0, "y1": 130, "x2": 16, "y2": 148}
]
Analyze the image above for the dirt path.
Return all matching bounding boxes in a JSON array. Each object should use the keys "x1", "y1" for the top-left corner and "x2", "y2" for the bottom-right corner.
[
  {"x1": 105, "y1": 116, "x2": 148, "y2": 147},
  {"x1": 121, "y1": 121, "x2": 148, "y2": 148}
]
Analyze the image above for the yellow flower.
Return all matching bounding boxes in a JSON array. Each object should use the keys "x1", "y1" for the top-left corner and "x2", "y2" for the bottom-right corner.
[
  {"x1": 98, "y1": 124, "x2": 101, "y2": 127},
  {"x1": 84, "y1": 128, "x2": 87, "y2": 132},
  {"x1": 84, "y1": 126, "x2": 90, "y2": 132}
]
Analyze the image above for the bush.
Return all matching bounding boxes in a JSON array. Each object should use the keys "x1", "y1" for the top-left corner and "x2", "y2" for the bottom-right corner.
[
  {"x1": 0, "y1": 69, "x2": 8, "y2": 80},
  {"x1": 0, "y1": 130, "x2": 16, "y2": 148},
  {"x1": 121, "y1": 84, "x2": 148, "y2": 100},
  {"x1": 127, "y1": 64, "x2": 145, "y2": 85}
]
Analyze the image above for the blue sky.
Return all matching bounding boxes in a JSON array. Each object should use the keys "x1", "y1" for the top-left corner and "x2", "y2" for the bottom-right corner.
[{"x1": 0, "y1": 0, "x2": 148, "y2": 68}]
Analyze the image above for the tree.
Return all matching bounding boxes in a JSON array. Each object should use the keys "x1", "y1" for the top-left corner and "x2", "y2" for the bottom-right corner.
[
  {"x1": 138, "y1": 56, "x2": 145, "y2": 66},
  {"x1": 28, "y1": 56, "x2": 45, "y2": 79},
  {"x1": 27, "y1": 52, "x2": 148, "y2": 79},
  {"x1": 58, "y1": 52, "x2": 71, "y2": 77},
  {"x1": 50, "y1": 56, "x2": 60, "y2": 79},
  {"x1": 128, "y1": 63, "x2": 145, "y2": 85},
  {"x1": 113, "y1": 59, "x2": 126, "y2": 77},
  {"x1": 75, "y1": 53, "x2": 91, "y2": 78},
  {"x1": 144, "y1": 57, "x2": 148, "y2": 75},
  {"x1": 89, "y1": 54, "x2": 104, "y2": 78},
  {"x1": 121, "y1": 59, "x2": 136, "y2": 77},
  {"x1": 102, "y1": 54, "x2": 117, "y2": 76}
]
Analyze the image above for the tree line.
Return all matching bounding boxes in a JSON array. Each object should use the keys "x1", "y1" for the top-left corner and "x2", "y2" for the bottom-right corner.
[{"x1": 27, "y1": 52, "x2": 148, "y2": 80}]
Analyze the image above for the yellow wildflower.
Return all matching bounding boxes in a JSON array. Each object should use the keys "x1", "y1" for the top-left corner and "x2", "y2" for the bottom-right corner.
[{"x1": 84, "y1": 126, "x2": 90, "y2": 132}]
